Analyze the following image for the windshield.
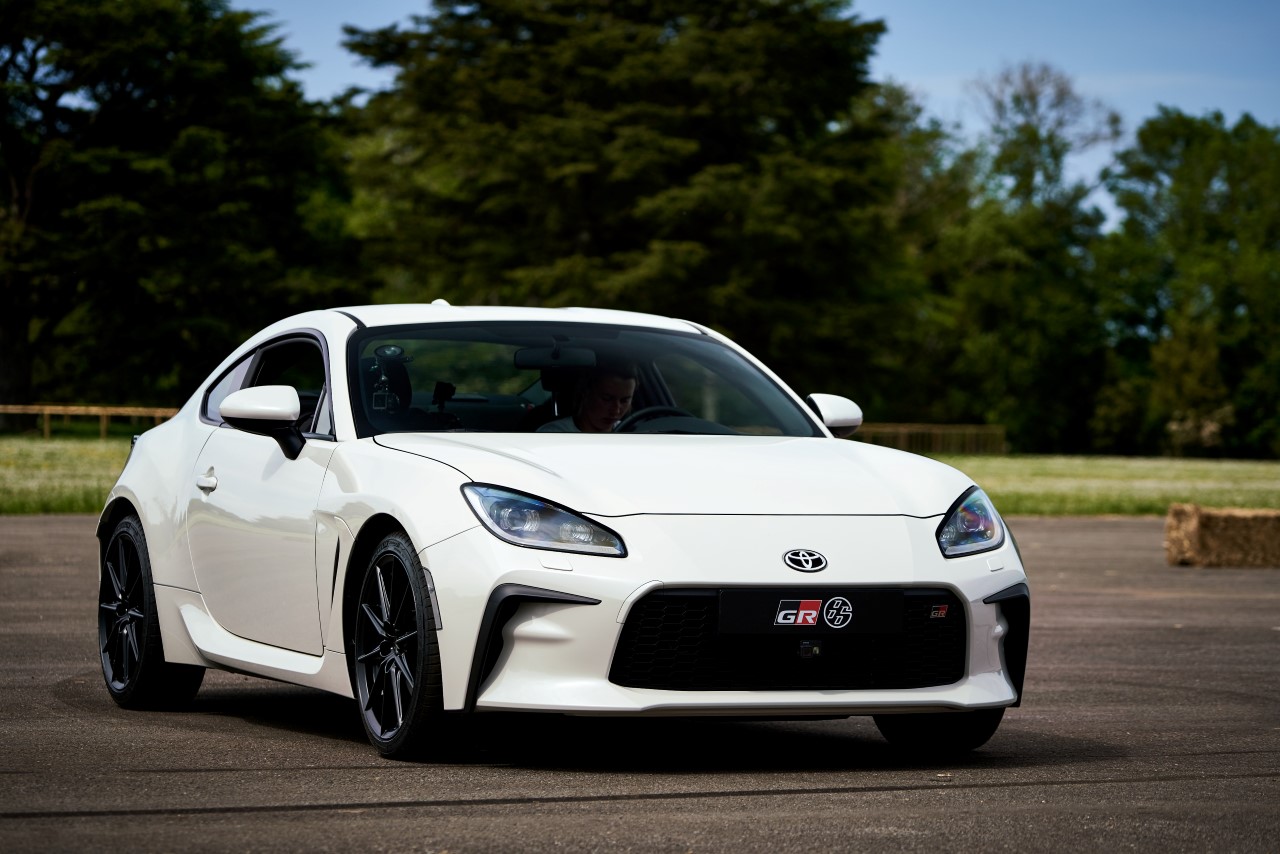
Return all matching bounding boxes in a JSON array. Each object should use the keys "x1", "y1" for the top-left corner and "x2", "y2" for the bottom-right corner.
[{"x1": 348, "y1": 322, "x2": 820, "y2": 438}]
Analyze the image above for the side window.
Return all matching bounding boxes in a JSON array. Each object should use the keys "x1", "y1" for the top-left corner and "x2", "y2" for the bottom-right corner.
[
  {"x1": 252, "y1": 339, "x2": 330, "y2": 436},
  {"x1": 203, "y1": 358, "x2": 253, "y2": 423}
]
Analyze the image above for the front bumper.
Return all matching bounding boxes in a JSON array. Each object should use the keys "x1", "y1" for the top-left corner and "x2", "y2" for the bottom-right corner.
[{"x1": 422, "y1": 515, "x2": 1029, "y2": 715}]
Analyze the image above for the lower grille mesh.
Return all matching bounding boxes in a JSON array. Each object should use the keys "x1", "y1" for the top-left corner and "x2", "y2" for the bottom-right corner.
[{"x1": 609, "y1": 588, "x2": 966, "y2": 691}]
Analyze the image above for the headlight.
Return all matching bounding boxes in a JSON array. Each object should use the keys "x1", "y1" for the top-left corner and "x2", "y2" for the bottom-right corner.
[
  {"x1": 462, "y1": 484, "x2": 626, "y2": 557},
  {"x1": 936, "y1": 486, "x2": 1005, "y2": 558}
]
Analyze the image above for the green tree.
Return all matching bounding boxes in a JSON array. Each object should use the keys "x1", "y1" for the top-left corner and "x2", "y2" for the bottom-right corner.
[
  {"x1": 1102, "y1": 108, "x2": 1280, "y2": 456},
  {"x1": 0, "y1": 0, "x2": 358, "y2": 409},
  {"x1": 866, "y1": 83, "x2": 982, "y2": 423},
  {"x1": 926, "y1": 63, "x2": 1120, "y2": 452},
  {"x1": 343, "y1": 0, "x2": 901, "y2": 394},
  {"x1": 975, "y1": 62, "x2": 1121, "y2": 207}
]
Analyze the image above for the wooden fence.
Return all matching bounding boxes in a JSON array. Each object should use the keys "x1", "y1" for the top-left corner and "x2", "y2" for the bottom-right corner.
[
  {"x1": 0, "y1": 404, "x2": 178, "y2": 439},
  {"x1": 854, "y1": 423, "x2": 1007, "y2": 455}
]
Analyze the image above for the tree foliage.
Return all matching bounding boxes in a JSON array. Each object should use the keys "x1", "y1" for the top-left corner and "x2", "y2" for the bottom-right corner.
[
  {"x1": 975, "y1": 62, "x2": 1121, "y2": 206},
  {"x1": 343, "y1": 0, "x2": 894, "y2": 391},
  {"x1": 0, "y1": 0, "x2": 359, "y2": 406},
  {"x1": 1099, "y1": 109, "x2": 1280, "y2": 456},
  {"x1": 881, "y1": 63, "x2": 1117, "y2": 451},
  {"x1": 3, "y1": 1, "x2": 1278, "y2": 459}
]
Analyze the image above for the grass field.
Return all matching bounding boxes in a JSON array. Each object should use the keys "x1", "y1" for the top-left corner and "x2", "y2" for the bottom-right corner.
[
  {"x1": 1, "y1": 436, "x2": 1277, "y2": 516},
  {"x1": 0, "y1": 438, "x2": 133, "y2": 515},
  {"x1": 933, "y1": 454, "x2": 1280, "y2": 516}
]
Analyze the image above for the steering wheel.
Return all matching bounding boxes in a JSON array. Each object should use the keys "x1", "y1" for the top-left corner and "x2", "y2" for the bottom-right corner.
[{"x1": 615, "y1": 406, "x2": 696, "y2": 433}]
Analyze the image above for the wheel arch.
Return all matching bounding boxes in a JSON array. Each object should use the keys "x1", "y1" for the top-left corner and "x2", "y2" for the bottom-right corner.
[
  {"x1": 96, "y1": 496, "x2": 141, "y2": 563},
  {"x1": 340, "y1": 514, "x2": 443, "y2": 659}
]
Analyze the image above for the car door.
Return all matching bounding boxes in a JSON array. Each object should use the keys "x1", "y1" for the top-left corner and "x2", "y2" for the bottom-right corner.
[{"x1": 186, "y1": 336, "x2": 336, "y2": 656}]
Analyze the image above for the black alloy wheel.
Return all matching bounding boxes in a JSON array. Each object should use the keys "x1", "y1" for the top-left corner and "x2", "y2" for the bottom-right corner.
[
  {"x1": 352, "y1": 531, "x2": 442, "y2": 759},
  {"x1": 98, "y1": 515, "x2": 204, "y2": 708}
]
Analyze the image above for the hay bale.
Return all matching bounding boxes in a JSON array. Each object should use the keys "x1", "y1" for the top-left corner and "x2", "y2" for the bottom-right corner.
[{"x1": 1165, "y1": 503, "x2": 1280, "y2": 568}]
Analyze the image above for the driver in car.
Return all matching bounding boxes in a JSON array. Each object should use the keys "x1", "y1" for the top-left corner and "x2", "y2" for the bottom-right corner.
[{"x1": 538, "y1": 364, "x2": 637, "y2": 433}]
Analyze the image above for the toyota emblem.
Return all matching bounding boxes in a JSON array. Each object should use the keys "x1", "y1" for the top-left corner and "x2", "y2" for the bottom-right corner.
[{"x1": 783, "y1": 549, "x2": 827, "y2": 572}]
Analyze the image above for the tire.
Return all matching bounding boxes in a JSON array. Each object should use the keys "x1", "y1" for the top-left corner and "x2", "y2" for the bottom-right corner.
[
  {"x1": 873, "y1": 707, "x2": 1006, "y2": 755},
  {"x1": 351, "y1": 531, "x2": 443, "y2": 759},
  {"x1": 98, "y1": 515, "x2": 204, "y2": 709}
]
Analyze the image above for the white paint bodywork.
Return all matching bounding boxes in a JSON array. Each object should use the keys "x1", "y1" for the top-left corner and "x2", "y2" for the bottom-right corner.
[
  {"x1": 101, "y1": 303, "x2": 1029, "y2": 717},
  {"x1": 806, "y1": 392, "x2": 864, "y2": 437},
  {"x1": 218, "y1": 385, "x2": 300, "y2": 421}
]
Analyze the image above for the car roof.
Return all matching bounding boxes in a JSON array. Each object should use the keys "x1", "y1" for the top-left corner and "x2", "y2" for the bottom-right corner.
[{"x1": 330, "y1": 302, "x2": 704, "y2": 334}]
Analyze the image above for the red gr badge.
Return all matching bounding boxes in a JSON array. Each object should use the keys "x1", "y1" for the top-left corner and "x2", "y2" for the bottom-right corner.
[{"x1": 775, "y1": 599, "x2": 821, "y2": 626}]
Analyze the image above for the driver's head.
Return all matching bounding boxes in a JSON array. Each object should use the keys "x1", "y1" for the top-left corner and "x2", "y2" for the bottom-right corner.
[{"x1": 576, "y1": 363, "x2": 637, "y2": 433}]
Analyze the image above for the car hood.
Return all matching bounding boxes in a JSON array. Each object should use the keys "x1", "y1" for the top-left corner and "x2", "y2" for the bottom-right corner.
[{"x1": 373, "y1": 433, "x2": 973, "y2": 518}]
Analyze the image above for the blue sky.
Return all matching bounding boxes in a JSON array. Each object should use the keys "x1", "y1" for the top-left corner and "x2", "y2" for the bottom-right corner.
[
  {"x1": 856, "y1": 0, "x2": 1279, "y2": 134},
  {"x1": 235, "y1": 0, "x2": 1279, "y2": 138}
]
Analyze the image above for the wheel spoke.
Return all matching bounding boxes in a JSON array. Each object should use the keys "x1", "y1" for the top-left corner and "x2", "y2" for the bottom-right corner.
[
  {"x1": 119, "y1": 631, "x2": 131, "y2": 684},
  {"x1": 389, "y1": 662, "x2": 405, "y2": 727},
  {"x1": 362, "y1": 667, "x2": 381, "y2": 712},
  {"x1": 391, "y1": 576, "x2": 411, "y2": 629},
  {"x1": 105, "y1": 558, "x2": 125, "y2": 602},
  {"x1": 123, "y1": 541, "x2": 143, "y2": 605},
  {"x1": 375, "y1": 564, "x2": 392, "y2": 622},
  {"x1": 360, "y1": 603, "x2": 390, "y2": 639},
  {"x1": 116, "y1": 539, "x2": 131, "y2": 594},
  {"x1": 377, "y1": 671, "x2": 390, "y2": 725},
  {"x1": 390, "y1": 651, "x2": 415, "y2": 692},
  {"x1": 125, "y1": 624, "x2": 140, "y2": 665}
]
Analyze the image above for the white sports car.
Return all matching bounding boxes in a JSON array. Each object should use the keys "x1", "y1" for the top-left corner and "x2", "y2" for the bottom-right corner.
[{"x1": 98, "y1": 303, "x2": 1029, "y2": 758}]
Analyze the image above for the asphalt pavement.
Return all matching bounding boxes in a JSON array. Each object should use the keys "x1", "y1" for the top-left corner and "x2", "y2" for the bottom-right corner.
[{"x1": 1, "y1": 514, "x2": 1276, "y2": 852}]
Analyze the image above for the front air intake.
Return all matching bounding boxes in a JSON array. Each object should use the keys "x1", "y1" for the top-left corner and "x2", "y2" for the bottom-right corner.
[{"x1": 609, "y1": 588, "x2": 966, "y2": 691}]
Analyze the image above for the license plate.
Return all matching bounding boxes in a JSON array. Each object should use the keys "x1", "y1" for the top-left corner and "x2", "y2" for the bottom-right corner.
[{"x1": 718, "y1": 588, "x2": 904, "y2": 635}]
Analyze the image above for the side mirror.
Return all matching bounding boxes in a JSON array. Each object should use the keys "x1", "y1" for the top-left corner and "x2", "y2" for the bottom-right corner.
[
  {"x1": 220, "y1": 385, "x2": 305, "y2": 459},
  {"x1": 805, "y1": 393, "x2": 863, "y2": 438}
]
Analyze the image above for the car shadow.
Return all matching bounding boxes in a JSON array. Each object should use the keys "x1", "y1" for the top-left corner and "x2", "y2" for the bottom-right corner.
[
  {"x1": 442, "y1": 713, "x2": 1124, "y2": 774},
  {"x1": 64, "y1": 672, "x2": 1124, "y2": 773},
  {"x1": 186, "y1": 678, "x2": 370, "y2": 745},
  {"x1": 188, "y1": 684, "x2": 1124, "y2": 774}
]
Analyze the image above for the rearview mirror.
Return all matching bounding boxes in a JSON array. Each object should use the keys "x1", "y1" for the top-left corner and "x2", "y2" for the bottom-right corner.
[
  {"x1": 805, "y1": 394, "x2": 863, "y2": 438},
  {"x1": 514, "y1": 347, "x2": 597, "y2": 369},
  {"x1": 220, "y1": 385, "x2": 305, "y2": 459}
]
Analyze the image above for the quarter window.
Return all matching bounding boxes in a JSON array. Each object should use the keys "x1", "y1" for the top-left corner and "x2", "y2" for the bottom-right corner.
[
  {"x1": 203, "y1": 358, "x2": 252, "y2": 423},
  {"x1": 202, "y1": 337, "x2": 331, "y2": 436}
]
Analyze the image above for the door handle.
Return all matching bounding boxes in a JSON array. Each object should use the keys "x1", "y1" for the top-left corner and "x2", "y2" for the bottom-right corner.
[{"x1": 196, "y1": 472, "x2": 219, "y2": 492}]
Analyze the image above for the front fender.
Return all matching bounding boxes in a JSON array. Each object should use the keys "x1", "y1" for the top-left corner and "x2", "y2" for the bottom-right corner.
[{"x1": 316, "y1": 439, "x2": 479, "y2": 661}]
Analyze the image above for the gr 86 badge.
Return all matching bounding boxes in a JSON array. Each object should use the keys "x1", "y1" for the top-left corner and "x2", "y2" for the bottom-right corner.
[{"x1": 774, "y1": 597, "x2": 854, "y2": 629}]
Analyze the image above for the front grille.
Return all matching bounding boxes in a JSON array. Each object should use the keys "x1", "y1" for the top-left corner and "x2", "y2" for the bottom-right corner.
[{"x1": 609, "y1": 588, "x2": 966, "y2": 691}]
